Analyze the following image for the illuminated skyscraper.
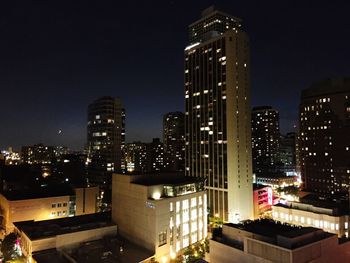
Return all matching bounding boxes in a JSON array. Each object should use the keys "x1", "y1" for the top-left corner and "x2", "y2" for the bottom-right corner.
[
  {"x1": 87, "y1": 97, "x2": 125, "y2": 187},
  {"x1": 251, "y1": 106, "x2": 280, "y2": 175},
  {"x1": 299, "y1": 78, "x2": 350, "y2": 194},
  {"x1": 184, "y1": 6, "x2": 253, "y2": 222},
  {"x1": 163, "y1": 112, "x2": 185, "y2": 171}
]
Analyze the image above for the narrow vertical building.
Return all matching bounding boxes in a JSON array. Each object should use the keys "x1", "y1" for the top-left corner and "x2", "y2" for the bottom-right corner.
[
  {"x1": 251, "y1": 106, "x2": 280, "y2": 176},
  {"x1": 87, "y1": 97, "x2": 125, "y2": 188},
  {"x1": 299, "y1": 78, "x2": 350, "y2": 195},
  {"x1": 185, "y1": 6, "x2": 253, "y2": 222},
  {"x1": 163, "y1": 112, "x2": 185, "y2": 171}
]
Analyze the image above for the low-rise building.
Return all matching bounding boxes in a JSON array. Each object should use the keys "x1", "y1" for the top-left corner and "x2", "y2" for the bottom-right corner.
[
  {"x1": 256, "y1": 174, "x2": 296, "y2": 188},
  {"x1": 0, "y1": 185, "x2": 99, "y2": 233},
  {"x1": 14, "y1": 213, "x2": 119, "y2": 262},
  {"x1": 210, "y1": 219, "x2": 350, "y2": 263},
  {"x1": 253, "y1": 184, "x2": 273, "y2": 218},
  {"x1": 272, "y1": 195, "x2": 349, "y2": 237},
  {"x1": 112, "y1": 173, "x2": 207, "y2": 262}
]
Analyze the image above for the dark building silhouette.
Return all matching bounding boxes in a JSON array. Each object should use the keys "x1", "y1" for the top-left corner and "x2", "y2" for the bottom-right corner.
[
  {"x1": 278, "y1": 132, "x2": 297, "y2": 176},
  {"x1": 299, "y1": 78, "x2": 350, "y2": 194},
  {"x1": 251, "y1": 106, "x2": 280, "y2": 176},
  {"x1": 86, "y1": 97, "x2": 125, "y2": 188},
  {"x1": 147, "y1": 138, "x2": 164, "y2": 172},
  {"x1": 163, "y1": 112, "x2": 185, "y2": 171},
  {"x1": 185, "y1": 6, "x2": 253, "y2": 221}
]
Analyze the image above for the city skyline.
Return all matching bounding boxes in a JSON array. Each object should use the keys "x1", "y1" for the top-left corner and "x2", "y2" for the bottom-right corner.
[{"x1": 1, "y1": 1, "x2": 350, "y2": 150}]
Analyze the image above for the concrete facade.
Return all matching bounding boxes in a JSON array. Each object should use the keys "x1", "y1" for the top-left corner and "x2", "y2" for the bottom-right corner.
[
  {"x1": 184, "y1": 7, "x2": 253, "y2": 222},
  {"x1": 112, "y1": 174, "x2": 207, "y2": 262},
  {"x1": 272, "y1": 202, "x2": 349, "y2": 237},
  {"x1": 0, "y1": 186, "x2": 98, "y2": 233},
  {"x1": 210, "y1": 221, "x2": 350, "y2": 263}
]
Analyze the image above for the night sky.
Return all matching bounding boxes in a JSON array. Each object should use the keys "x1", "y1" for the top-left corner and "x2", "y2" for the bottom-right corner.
[{"x1": 1, "y1": 1, "x2": 349, "y2": 150}]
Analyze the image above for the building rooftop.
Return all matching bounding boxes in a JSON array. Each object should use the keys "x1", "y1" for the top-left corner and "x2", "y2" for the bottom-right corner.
[
  {"x1": 3, "y1": 183, "x2": 75, "y2": 201},
  {"x1": 275, "y1": 194, "x2": 349, "y2": 216},
  {"x1": 224, "y1": 219, "x2": 333, "y2": 249},
  {"x1": 33, "y1": 249, "x2": 70, "y2": 263},
  {"x1": 227, "y1": 219, "x2": 316, "y2": 238},
  {"x1": 65, "y1": 236, "x2": 153, "y2": 263},
  {"x1": 15, "y1": 212, "x2": 113, "y2": 240},
  {"x1": 131, "y1": 172, "x2": 205, "y2": 186},
  {"x1": 253, "y1": 183, "x2": 269, "y2": 190}
]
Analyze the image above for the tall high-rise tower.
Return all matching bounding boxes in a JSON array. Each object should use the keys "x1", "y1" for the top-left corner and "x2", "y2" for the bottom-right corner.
[
  {"x1": 163, "y1": 112, "x2": 185, "y2": 171},
  {"x1": 185, "y1": 6, "x2": 253, "y2": 222},
  {"x1": 299, "y1": 78, "x2": 350, "y2": 195},
  {"x1": 87, "y1": 97, "x2": 125, "y2": 187},
  {"x1": 251, "y1": 106, "x2": 280, "y2": 175}
]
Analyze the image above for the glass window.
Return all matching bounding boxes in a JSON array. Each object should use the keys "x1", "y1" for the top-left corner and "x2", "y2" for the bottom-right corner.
[{"x1": 158, "y1": 231, "x2": 167, "y2": 246}]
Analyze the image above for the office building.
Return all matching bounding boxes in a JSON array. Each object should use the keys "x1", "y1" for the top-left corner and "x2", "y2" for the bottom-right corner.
[
  {"x1": 210, "y1": 219, "x2": 350, "y2": 263},
  {"x1": 163, "y1": 112, "x2": 185, "y2": 171},
  {"x1": 251, "y1": 106, "x2": 280, "y2": 175},
  {"x1": 255, "y1": 174, "x2": 296, "y2": 189},
  {"x1": 0, "y1": 184, "x2": 99, "y2": 233},
  {"x1": 124, "y1": 142, "x2": 148, "y2": 173},
  {"x1": 147, "y1": 138, "x2": 165, "y2": 172},
  {"x1": 14, "y1": 213, "x2": 121, "y2": 262},
  {"x1": 185, "y1": 6, "x2": 253, "y2": 221},
  {"x1": 87, "y1": 96, "x2": 125, "y2": 187},
  {"x1": 272, "y1": 194, "x2": 349, "y2": 238},
  {"x1": 21, "y1": 144, "x2": 57, "y2": 164},
  {"x1": 112, "y1": 173, "x2": 207, "y2": 262},
  {"x1": 278, "y1": 132, "x2": 297, "y2": 176},
  {"x1": 299, "y1": 78, "x2": 350, "y2": 194}
]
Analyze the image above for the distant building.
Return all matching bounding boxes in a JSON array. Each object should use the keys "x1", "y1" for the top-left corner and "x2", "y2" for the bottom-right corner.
[
  {"x1": 278, "y1": 132, "x2": 297, "y2": 176},
  {"x1": 147, "y1": 138, "x2": 165, "y2": 172},
  {"x1": 0, "y1": 184, "x2": 99, "y2": 233},
  {"x1": 124, "y1": 142, "x2": 148, "y2": 173},
  {"x1": 210, "y1": 219, "x2": 350, "y2": 263},
  {"x1": 21, "y1": 144, "x2": 57, "y2": 164},
  {"x1": 112, "y1": 173, "x2": 207, "y2": 262},
  {"x1": 272, "y1": 194, "x2": 349, "y2": 238},
  {"x1": 185, "y1": 6, "x2": 253, "y2": 222},
  {"x1": 52, "y1": 153, "x2": 87, "y2": 185},
  {"x1": 299, "y1": 78, "x2": 350, "y2": 194},
  {"x1": 86, "y1": 96, "x2": 125, "y2": 187},
  {"x1": 163, "y1": 112, "x2": 185, "y2": 171},
  {"x1": 255, "y1": 174, "x2": 296, "y2": 189},
  {"x1": 1, "y1": 147, "x2": 21, "y2": 165},
  {"x1": 251, "y1": 106, "x2": 280, "y2": 176}
]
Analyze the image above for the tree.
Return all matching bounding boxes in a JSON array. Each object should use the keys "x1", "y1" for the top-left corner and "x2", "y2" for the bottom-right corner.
[{"x1": 1, "y1": 233, "x2": 19, "y2": 262}]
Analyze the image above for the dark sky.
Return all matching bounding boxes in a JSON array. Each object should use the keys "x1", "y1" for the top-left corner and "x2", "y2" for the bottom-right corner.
[{"x1": 1, "y1": 1, "x2": 349, "y2": 151}]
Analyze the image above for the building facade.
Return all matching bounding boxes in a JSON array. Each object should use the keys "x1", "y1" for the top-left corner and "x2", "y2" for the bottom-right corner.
[
  {"x1": 253, "y1": 184, "x2": 273, "y2": 219},
  {"x1": 299, "y1": 78, "x2": 350, "y2": 194},
  {"x1": 184, "y1": 6, "x2": 253, "y2": 222},
  {"x1": 272, "y1": 201, "x2": 349, "y2": 238},
  {"x1": 87, "y1": 96, "x2": 125, "y2": 186},
  {"x1": 112, "y1": 174, "x2": 207, "y2": 262},
  {"x1": 278, "y1": 132, "x2": 297, "y2": 176},
  {"x1": 163, "y1": 112, "x2": 185, "y2": 171},
  {"x1": 147, "y1": 138, "x2": 165, "y2": 172},
  {"x1": 124, "y1": 142, "x2": 148, "y2": 173},
  {"x1": 0, "y1": 186, "x2": 99, "y2": 233},
  {"x1": 21, "y1": 144, "x2": 57, "y2": 164},
  {"x1": 210, "y1": 219, "x2": 350, "y2": 263},
  {"x1": 251, "y1": 106, "x2": 280, "y2": 176}
]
